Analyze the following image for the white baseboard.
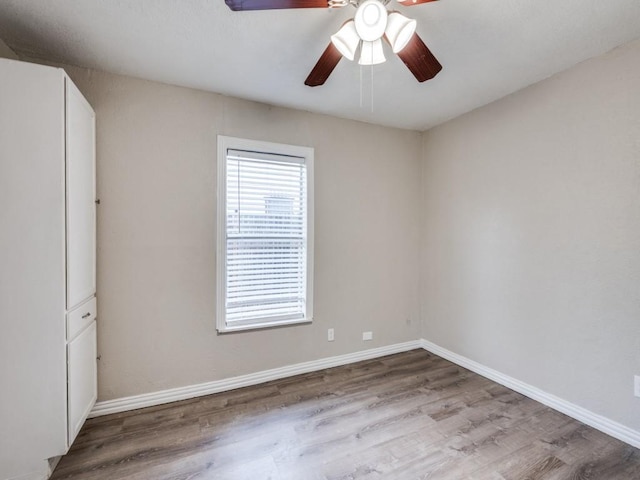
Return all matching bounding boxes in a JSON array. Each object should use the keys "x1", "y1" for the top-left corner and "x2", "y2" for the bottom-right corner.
[
  {"x1": 419, "y1": 338, "x2": 640, "y2": 449},
  {"x1": 89, "y1": 337, "x2": 640, "y2": 451},
  {"x1": 7, "y1": 470, "x2": 48, "y2": 480},
  {"x1": 90, "y1": 340, "x2": 421, "y2": 418}
]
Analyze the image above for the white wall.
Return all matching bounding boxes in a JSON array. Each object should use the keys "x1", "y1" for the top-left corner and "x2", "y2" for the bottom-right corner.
[
  {"x1": 420, "y1": 38, "x2": 640, "y2": 432},
  {"x1": 61, "y1": 66, "x2": 423, "y2": 401}
]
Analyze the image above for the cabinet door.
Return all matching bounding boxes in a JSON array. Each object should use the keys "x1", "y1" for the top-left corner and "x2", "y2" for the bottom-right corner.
[
  {"x1": 67, "y1": 320, "x2": 97, "y2": 446},
  {"x1": 66, "y1": 78, "x2": 96, "y2": 309}
]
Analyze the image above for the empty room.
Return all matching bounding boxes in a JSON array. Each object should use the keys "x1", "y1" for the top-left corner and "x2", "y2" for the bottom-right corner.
[{"x1": 1, "y1": 0, "x2": 639, "y2": 479}]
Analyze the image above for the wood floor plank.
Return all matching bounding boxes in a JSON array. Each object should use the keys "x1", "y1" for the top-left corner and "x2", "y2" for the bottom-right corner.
[{"x1": 50, "y1": 350, "x2": 640, "y2": 480}]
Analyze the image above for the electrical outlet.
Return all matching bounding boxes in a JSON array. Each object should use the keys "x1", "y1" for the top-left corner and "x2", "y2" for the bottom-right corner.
[
  {"x1": 362, "y1": 331, "x2": 373, "y2": 341},
  {"x1": 327, "y1": 328, "x2": 334, "y2": 342},
  {"x1": 634, "y1": 376, "x2": 640, "y2": 398}
]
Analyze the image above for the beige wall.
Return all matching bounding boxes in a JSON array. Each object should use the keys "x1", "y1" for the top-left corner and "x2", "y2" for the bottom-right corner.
[
  {"x1": 62, "y1": 66, "x2": 423, "y2": 400},
  {"x1": 420, "y1": 38, "x2": 640, "y2": 431},
  {"x1": 29, "y1": 36, "x2": 639, "y2": 436},
  {"x1": 0, "y1": 37, "x2": 18, "y2": 60}
]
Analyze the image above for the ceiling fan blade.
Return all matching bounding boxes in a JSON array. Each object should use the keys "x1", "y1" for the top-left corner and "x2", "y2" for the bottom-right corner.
[
  {"x1": 226, "y1": 0, "x2": 328, "y2": 11},
  {"x1": 396, "y1": 0, "x2": 438, "y2": 6},
  {"x1": 305, "y1": 43, "x2": 342, "y2": 87},
  {"x1": 396, "y1": 33, "x2": 442, "y2": 82}
]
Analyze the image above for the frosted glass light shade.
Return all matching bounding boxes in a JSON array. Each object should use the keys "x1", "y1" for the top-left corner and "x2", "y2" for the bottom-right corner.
[
  {"x1": 354, "y1": 0, "x2": 388, "y2": 42},
  {"x1": 331, "y1": 21, "x2": 360, "y2": 61},
  {"x1": 385, "y1": 12, "x2": 416, "y2": 53},
  {"x1": 359, "y1": 39, "x2": 386, "y2": 65}
]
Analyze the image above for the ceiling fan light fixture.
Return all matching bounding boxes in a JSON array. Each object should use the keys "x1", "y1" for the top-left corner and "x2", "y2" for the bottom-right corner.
[
  {"x1": 330, "y1": 20, "x2": 361, "y2": 61},
  {"x1": 385, "y1": 12, "x2": 417, "y2": 53},
  {"x1": 359, "y1": 39, "x2": 386, "y2": 65},
  {"x1": 354, "y1": 0, "x2": 388, "y2": 42}
]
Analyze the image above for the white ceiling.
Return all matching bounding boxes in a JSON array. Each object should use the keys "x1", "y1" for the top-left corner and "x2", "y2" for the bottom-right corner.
[{"x1": 0, "y1": 0, "x2": 639, "y2": 130}]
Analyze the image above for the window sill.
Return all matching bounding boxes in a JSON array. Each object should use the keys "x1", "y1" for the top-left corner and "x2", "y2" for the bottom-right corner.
[{"x1": 217, "y1": 317, "x2": 313, "y2": 334}]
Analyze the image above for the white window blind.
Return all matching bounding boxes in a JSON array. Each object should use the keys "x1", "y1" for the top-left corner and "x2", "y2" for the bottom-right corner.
[{"x1": 217, "y1": 139, "x2": 313, "y2": 332}]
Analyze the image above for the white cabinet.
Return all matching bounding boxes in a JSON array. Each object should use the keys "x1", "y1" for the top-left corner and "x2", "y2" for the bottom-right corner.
[
  {"x1": 66, "y1": 297, "x2": 98, "y2": 446},
  {"x1": 0, "y1": 59, "x2": 97, "y2": 480},
  {"x1": 66, "y1": 82, "x2": 97, "y2": 309},
  {"x1": 68, "y1": 315, "x2": 98, "y2": 444}
]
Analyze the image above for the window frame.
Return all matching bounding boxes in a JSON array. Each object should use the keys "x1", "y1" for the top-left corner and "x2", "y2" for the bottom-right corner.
[{"x1": 216, "y1": 135, "x2": 314, "y2": 333}]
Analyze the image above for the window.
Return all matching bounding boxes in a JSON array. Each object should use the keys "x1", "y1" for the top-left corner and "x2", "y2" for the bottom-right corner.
[{"x1": 216, "y1": 136, "x2": 314, "y2": 332}]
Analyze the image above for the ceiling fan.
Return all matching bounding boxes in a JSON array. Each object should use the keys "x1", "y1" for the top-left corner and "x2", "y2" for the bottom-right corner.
[{"x1": 225, "y1": 0, "x2": 442, "y2": 87}]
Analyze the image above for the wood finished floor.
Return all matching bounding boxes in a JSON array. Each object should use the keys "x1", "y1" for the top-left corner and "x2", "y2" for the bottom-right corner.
[{"x1": 51, "y1": 350, "x2": 640, "y2": 480}]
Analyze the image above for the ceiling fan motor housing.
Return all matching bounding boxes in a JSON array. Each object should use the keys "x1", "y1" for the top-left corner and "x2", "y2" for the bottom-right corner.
[{"x1": 354, "y1": 0, "x2": 388, "y2": 41}]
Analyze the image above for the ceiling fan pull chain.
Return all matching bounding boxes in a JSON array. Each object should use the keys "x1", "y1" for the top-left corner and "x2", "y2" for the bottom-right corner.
[
  {"x1": 360, "y1": 64, "x2": 363, "y2": 108},
  {"x1": 371, "y1": 63, "x2": 374, "y2": 113}
]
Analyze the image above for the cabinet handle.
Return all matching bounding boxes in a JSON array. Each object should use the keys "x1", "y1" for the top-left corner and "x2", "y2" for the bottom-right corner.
[{"x1": 82, "y1": 312, "x2": 91, "y2": 319}]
